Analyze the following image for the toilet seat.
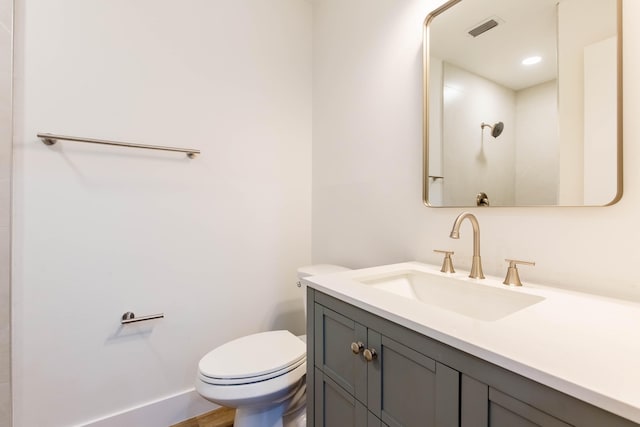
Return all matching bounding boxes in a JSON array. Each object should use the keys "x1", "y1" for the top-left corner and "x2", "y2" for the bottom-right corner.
[
  {"x1": 199, "y1": 357, "x2": 305, "y2": 385},
  {"x1": 196, "y1": 360, "x2": 306, "y2": 409},
  {"x1": 199, "y1": 330, "x2": 305, "y2": 386}
]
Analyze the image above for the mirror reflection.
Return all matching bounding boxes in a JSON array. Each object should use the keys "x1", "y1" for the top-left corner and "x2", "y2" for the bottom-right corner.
[{"x1": 424, "y1": 0, "x2": 621, "y2": 207}]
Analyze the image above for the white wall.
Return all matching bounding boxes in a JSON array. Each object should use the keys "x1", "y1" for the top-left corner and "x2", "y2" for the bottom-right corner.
[
  {"x1": 0, "y1": 0, "x2": 12, "y2": 422},
  {"x1": 441, "y1": 62, "x2": 516, "y2": 206},
  {"x1": 312, "y1": 0, "x2": 640, "y2": 302},
  {"x1": 515, "y1": 80, "x2": 559, "y2": 205},
  {"x1": 12, "y1": 1, "x2": 312, "y2": 426}
]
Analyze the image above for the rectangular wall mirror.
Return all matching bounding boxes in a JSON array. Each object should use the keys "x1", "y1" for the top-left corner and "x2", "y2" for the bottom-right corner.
[{"x1": 423, "y1": 0, "x2": 622, "y2": 207}]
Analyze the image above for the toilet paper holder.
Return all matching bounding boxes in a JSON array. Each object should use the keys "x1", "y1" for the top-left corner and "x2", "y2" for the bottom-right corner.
[{"x1": 121, "y1": 311, "x2": 164, "y2": 325}]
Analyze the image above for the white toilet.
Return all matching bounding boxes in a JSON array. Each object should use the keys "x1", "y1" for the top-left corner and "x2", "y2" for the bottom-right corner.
[{"x1": 195, "y1": 264, "x2": 350, "y2": 427}]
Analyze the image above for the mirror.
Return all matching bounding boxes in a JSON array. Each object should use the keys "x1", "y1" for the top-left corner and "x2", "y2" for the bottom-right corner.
[{"x1": 423, "y1": 0, "x2": 621, "y2": 207}]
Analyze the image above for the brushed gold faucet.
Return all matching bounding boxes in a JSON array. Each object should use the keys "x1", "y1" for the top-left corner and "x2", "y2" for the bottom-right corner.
[
  {"x1": 449, "y1": 212, "x2": 485, "y2": 279},
  {"x1": 434, "y1": 249, "x2": 455, "y2": 273}
]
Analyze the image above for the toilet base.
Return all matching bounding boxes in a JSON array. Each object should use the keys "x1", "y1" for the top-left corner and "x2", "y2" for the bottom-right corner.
[
  {"x1": 283, "y1": 404, "x2": 306, "y2": 427},
  {"x1": 234, "y1": 401, "x2": 288, "y2": 427},
  {"x1": 283, "y1": 377, "x2": 306, "y2": 427},
  {"x1": 231, "y1": 377, "x2": 306, "y2": 427},
  {"x1": 233, "y1": 401, "x2": 306, "y2": 427}
]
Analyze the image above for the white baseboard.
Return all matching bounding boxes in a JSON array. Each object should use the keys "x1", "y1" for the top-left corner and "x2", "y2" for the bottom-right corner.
[{"x1": 78, "y1": 388, "x2": 219, "y2": 427}]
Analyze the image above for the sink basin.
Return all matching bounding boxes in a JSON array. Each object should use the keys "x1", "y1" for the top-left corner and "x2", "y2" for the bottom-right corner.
[{"x1": 355, "y1": 270, "x2": 544, "y2": 321}]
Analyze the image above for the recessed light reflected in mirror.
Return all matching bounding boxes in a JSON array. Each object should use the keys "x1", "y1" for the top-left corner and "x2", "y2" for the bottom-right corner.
[{"x1": 522, "y1": 56, "x2": 542, "y2": 66}]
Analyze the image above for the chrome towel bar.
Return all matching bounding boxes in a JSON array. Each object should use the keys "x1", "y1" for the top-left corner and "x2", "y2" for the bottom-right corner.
[
  {"x1": 121, "y1": 311, "x2": 164, "y2": 325},
  {"x1": 37, "y1": 133, "x2": 200, "y2": 158}
]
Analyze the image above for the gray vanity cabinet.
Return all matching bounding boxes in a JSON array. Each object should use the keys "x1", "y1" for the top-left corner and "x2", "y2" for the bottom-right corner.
[
  {"x1": 307, "y1": 288, "x2": 639, "y2": 427},
  {"x1": 312, "y1": 301, "x2": 459, "y2": 427}
]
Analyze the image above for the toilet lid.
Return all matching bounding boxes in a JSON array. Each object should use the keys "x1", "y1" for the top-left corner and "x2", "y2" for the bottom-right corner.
[{"x1": 199, "y1": 330, "x2": 306, "y2": 382}]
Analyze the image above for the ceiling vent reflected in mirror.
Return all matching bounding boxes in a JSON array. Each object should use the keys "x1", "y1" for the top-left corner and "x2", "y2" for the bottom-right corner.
[{"x1": 467, "y1": 17, "x2": 503, "y2": 38}]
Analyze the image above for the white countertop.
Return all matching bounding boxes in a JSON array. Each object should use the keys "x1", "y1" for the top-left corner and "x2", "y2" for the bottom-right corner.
[{"x1": 304, "y1": 262, "x2": 640, "y2": 424}]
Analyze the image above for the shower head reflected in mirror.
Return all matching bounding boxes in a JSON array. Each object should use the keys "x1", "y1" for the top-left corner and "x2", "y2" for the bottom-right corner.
[{"x1": 481, "y1": 121, "x2": 504, "y2": 138}]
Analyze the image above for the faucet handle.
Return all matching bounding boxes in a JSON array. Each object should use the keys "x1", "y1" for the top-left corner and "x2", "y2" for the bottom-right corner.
[
  {"x1": 503, "y1": 259, "x2": 535, "y2": 287},
  {"x1": 434, "y1": 250, "x2": 455, "y2": 273}
]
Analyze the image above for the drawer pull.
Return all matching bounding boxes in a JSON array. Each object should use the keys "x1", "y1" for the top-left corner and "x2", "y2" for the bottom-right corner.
[
  {"x1": 364, "y1": 348, "x2": 377, "y2": 362},
  {"x1": 351, "y1": 341, "x2": 364, "y2": 354}
]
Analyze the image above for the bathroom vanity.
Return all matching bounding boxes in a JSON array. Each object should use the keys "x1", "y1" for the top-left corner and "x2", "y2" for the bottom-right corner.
[{"x1": 304, "y1": 263, "x2": 640, "y2": 426}]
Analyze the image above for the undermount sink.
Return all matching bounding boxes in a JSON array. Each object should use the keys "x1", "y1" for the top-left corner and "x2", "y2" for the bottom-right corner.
[{"x1": 355, "y1": 270, "x2": 544, "y2": 321}]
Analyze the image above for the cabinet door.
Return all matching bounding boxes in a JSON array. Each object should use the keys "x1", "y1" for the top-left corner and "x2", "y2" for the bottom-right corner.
[
  {"x1": 314, "y1": 368, "x2": 368, "y2": 427},
  {"x1": 367, "y1": 331, "x2": 459, "y2": 427},
  {"x1": 314, "y1": 304, "x2": 368, "y2": 402},
  {"x1": 461, "y1": 374, "x2": 572, "y2": 427}
]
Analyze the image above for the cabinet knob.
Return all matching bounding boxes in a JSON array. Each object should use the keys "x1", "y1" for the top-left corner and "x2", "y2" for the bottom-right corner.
[
  {"x1": 350, "y1": 341, "x2": 364, "y2": 354},
  {"x1": 363, "y1": 348, "x2": 377, "y2": 362}
]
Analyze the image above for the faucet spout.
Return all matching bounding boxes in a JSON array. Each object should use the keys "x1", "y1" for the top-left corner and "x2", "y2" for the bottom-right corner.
[{"x1": 449, "y1": 212, "x2": 485, "y2": 279}]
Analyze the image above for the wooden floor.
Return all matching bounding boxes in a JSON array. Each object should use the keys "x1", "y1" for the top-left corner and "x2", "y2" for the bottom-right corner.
[{"x1": 170, "y1": 407, "x2": 235, "y2": 427}]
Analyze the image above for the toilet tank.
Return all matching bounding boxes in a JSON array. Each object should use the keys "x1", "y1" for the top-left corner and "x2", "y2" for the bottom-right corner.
[{"x1": 297, "y1": 264, "x2": 350, "y2": 318}]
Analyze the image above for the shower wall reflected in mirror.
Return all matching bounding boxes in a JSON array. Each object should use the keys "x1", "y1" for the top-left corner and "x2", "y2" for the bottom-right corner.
[{"x1": 424, "y1": 0, "x2": 621, "y2": 207}]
